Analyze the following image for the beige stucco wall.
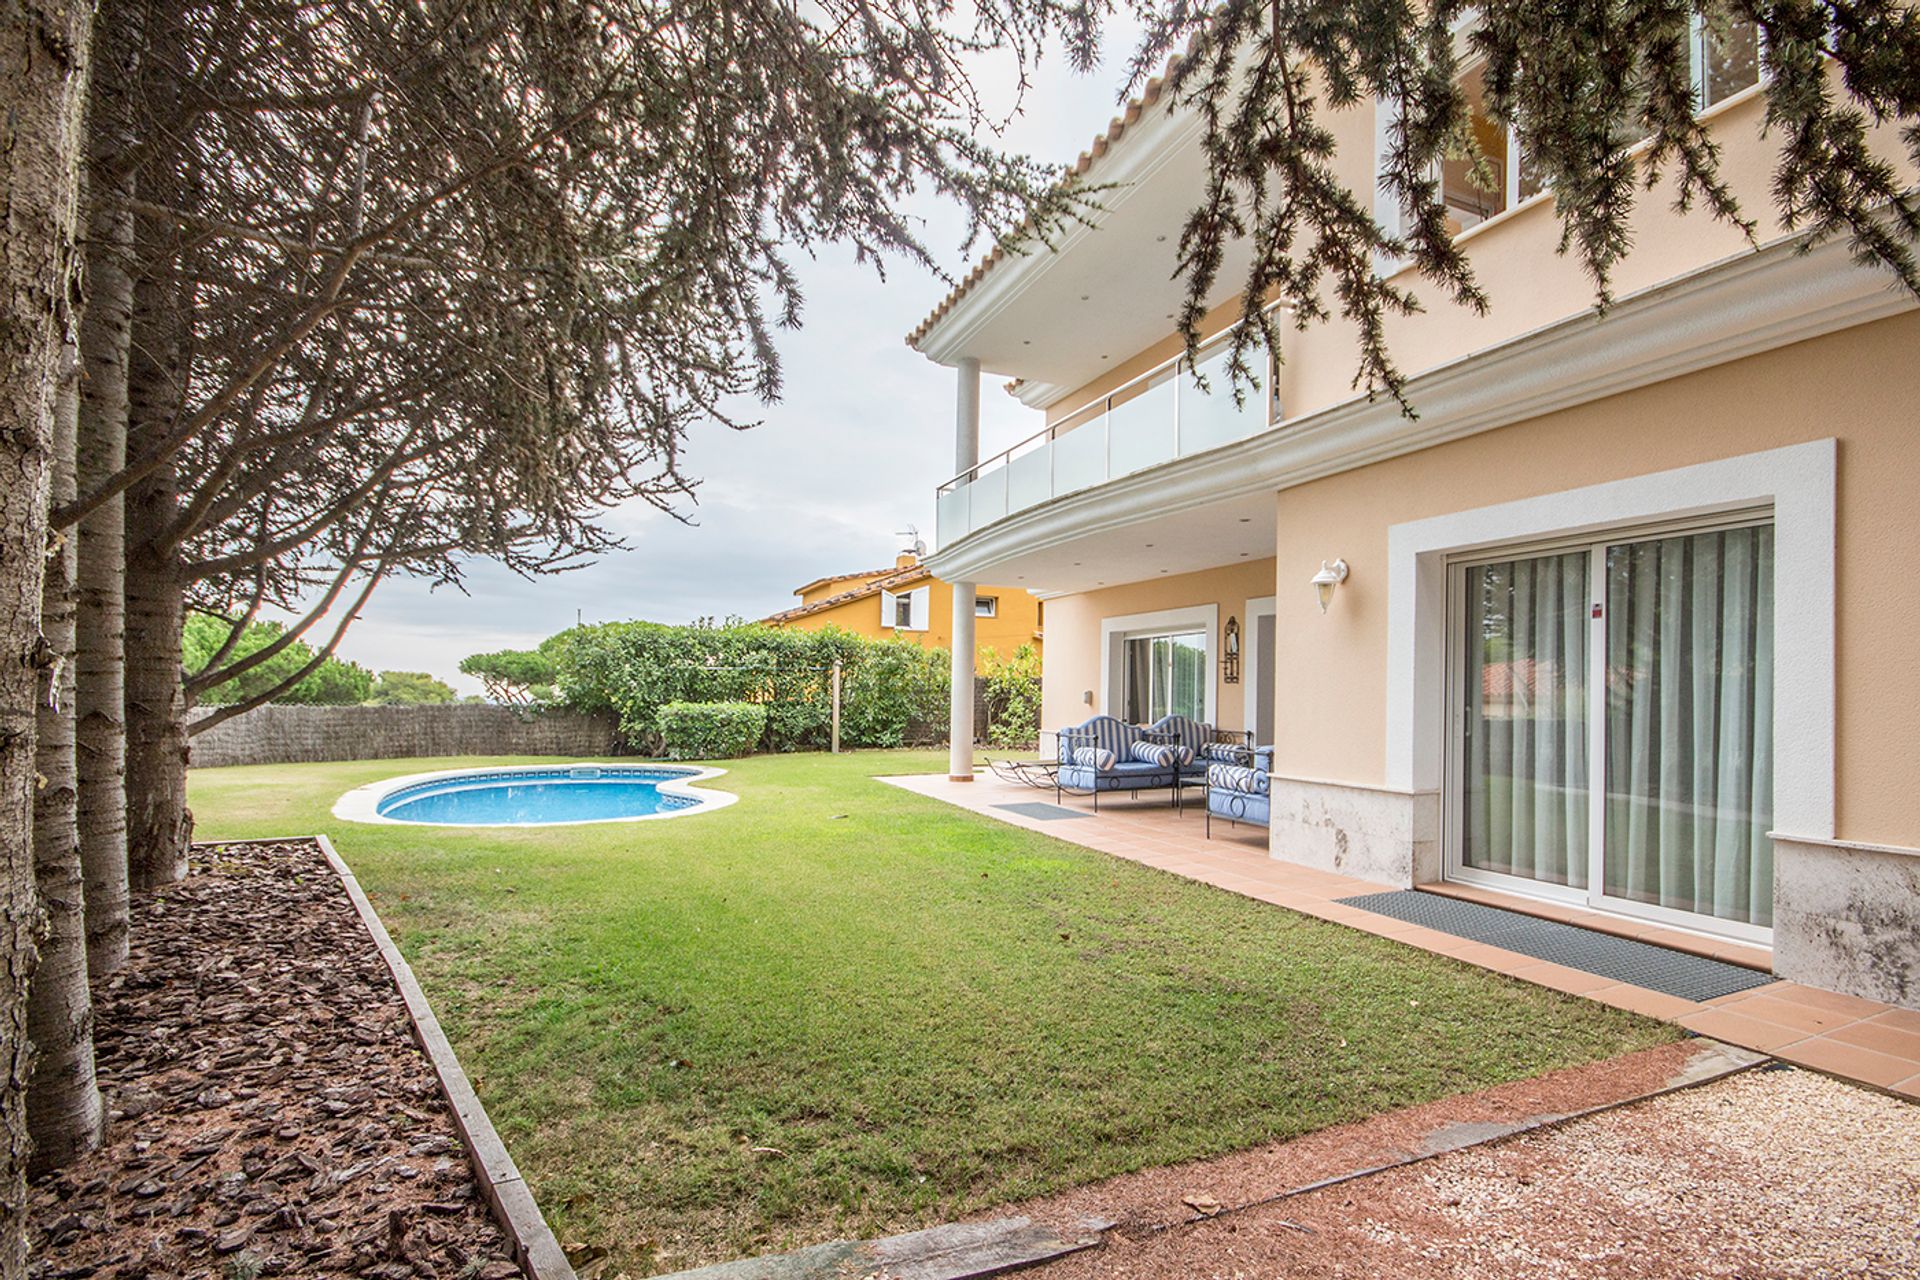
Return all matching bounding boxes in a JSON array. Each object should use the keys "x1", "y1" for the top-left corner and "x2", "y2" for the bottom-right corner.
[
  {"x1": 1038, "y1": 85, "x2": 1914, "y2": 440},
  {"x1": 1269, "y1": 309, "x2": 1920, "y2": 848},
  {"x1": 1040, "y1": 558, "x2": 1278, "y2": 734}
]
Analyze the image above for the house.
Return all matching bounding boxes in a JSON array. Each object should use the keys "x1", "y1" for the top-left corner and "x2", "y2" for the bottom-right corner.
[
  {"x1": 908, "y1": 22, "x2": 1920, "y2": 1009},
  {"x1": 761, "y1": 542, "x2": 1043, "y2": 665}
]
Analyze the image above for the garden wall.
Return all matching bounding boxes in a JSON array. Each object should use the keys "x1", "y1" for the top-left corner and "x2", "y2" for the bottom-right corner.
[{"x1": 188, "y1": 704, "x2": 620, "y2": 768}]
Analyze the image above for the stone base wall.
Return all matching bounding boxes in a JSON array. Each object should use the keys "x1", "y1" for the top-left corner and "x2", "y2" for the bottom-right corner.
[
  {"x1": 1265, "y1": 777, "x2": 1439, "y2": 888},
  {"x1": 188, "y1": 704, "x2": 620, "y2": 769},
  {"x1": 1773, "y1": 836, "x2": 1920, "y2": 1010}
]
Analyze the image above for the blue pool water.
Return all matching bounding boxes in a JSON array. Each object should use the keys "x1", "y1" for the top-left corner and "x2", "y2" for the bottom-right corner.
[{"x1": 374, "y1": 766, "x2": 704, "y2": 826}]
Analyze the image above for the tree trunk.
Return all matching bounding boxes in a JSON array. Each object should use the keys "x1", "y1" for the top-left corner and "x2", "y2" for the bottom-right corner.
[
  {"x1": 27, "y1": 338, "x2": 104, "y2": 1172},
  {"x1": 74, "y1": 126, "x2": 133, "y2": 975},
  {"x1": 0, "y1": 0, "x2": 94, "y2": 1268},
  {"x1": 122, "y1": 549, "x2": 188, "y2": 889}
]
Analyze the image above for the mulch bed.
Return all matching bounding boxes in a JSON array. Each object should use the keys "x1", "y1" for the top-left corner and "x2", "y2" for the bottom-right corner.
[{"x1": 28, "y1": 838, "x2": 526, "y2": 1280}]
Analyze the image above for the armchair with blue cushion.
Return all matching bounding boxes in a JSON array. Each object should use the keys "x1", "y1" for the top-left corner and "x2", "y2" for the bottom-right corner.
[
  {"x1": 1206, "y1": 745, "x2": 1274, "y2": 836},
  {"x1": 1053, "y1": 714, "x2": 1190, "y2": 811},
  {"x1": 1148, "y1": 715, "x2": 1254, "y2": 780}
]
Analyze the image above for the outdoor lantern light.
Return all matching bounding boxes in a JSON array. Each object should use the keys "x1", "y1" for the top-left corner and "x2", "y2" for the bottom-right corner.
[
  {"x1": 1311, "y1": 559, "x2": 1349, "y2": 613},
  {"x1": 1222, "y1": 615, "x2": 1241, "y2": 684}
]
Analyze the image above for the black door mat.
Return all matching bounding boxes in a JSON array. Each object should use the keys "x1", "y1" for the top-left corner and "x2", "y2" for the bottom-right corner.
[
  {"x1": 994, "y1": 802, "x2": 1090, "y2": 821},
  {"x1": 1336, "y1": 890, "x2": 1774, "y2": 1003}
]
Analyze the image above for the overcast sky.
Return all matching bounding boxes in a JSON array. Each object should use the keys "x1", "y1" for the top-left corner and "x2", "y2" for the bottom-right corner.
[{"x1": 324, "y1": 27, "x2": 1146, "y2": 694}]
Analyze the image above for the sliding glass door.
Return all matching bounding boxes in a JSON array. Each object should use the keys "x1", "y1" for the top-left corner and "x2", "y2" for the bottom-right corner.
[
  {"x1": 1459, "y1": 551, "x2": 1590, "y2": 889},
  {"x1": 1450, "y1": 518, "x2": 1775, "y2": 938},
  {"x1": 1123, "y1": 631, "x2": 1207, "y2": 722},
  {"x1": 1602, "y1": 525, "x2": 1775, "y2": 929}
]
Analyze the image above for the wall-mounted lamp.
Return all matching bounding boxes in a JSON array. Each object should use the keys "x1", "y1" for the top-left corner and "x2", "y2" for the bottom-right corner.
[
  {"x1": 1311, "y1": 559, "x2": 1349, "y2": 613},
  {"x1": 1222, "y1": 615, "x2": 1241, "y2": 684}
]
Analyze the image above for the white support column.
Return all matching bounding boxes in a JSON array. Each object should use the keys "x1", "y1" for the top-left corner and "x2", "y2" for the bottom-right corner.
[
  {"x1": 949, "y1": 581, "x2": 977, "y2": 778},
  {"x1": 949, "y1": 357, "x2": 981, "y2": 780}
]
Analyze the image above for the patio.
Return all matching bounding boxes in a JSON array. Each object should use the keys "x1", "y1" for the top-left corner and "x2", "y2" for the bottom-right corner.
[{"x1": 883, "y1": 771, "x2": 1920, "y2": 1101}]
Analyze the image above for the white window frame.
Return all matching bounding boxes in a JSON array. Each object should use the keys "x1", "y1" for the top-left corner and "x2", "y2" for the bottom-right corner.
[
  {"x1": 975, "y1": 595, "x2": 999, "y2": 618},
  {"x1": 1098, "y1": 604, "x2": 1218, "y2": 725},
  {"x1": 1385, "y1": 440, "x2": 1836, "y2": 941}
]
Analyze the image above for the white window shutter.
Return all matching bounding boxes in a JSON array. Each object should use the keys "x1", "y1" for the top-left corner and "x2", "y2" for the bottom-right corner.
[
  {"x1": 879, "y1": 590, "x2": 897, "y2": 629},
  {"x1": 910, "y1": 587, "x2": 930, "y2": 632}
]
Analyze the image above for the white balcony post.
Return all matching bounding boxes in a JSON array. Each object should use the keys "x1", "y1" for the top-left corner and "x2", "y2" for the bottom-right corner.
[{"x1": 950, "y1": 358, "x2": 981, "y2": 780}]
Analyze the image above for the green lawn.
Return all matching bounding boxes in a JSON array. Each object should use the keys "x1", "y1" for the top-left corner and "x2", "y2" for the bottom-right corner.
[{"x1": 190, "y1": 751, "x2": 1673, "y2": 1274}]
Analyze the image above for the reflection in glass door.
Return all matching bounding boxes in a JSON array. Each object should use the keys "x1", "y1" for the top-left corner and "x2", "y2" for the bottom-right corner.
[
  {"x1": 1603, "y1": 525, "x2": 1775, "y2": 928},
  {"x1": 1459, "y1": 552, "x2": 1590, "y2": 889}
]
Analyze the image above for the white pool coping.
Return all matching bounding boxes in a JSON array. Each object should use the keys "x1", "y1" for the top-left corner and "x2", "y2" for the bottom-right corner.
[{"x1": 330, "y1": 761, "x2": 738, "y2": 828}]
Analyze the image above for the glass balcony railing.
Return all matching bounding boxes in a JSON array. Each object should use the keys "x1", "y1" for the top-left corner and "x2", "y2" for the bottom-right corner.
[{"x1": 935, "y1": 330, "x2": 1282, "y2": 549}]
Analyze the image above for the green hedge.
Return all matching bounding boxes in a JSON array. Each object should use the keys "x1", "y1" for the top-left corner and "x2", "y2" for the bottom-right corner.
[
  {"x1": 657, "y1": 701, "x2": 768, "y2": 759},
  {"x1": 546, "y1": 621, "x2": 950, "y2": 754}
]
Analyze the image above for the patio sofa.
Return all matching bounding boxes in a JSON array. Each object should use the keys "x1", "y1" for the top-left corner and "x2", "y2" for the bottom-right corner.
[
  {"x1": 1054, "y1": 714, "x2": 1188, "y2": 811},
  {"x1": 1205, "y1": 746, "x2": 1274, "y2": 836},
  {"x1": 1149, "y1": 715, "x2": 1254, "y2": 780}
]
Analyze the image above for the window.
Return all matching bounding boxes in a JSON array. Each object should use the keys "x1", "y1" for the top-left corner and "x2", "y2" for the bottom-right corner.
[
  {"x1": 975, "y1": 596, "x2": 998, "y2": 618},
  {"x1": 1123, "y1": 631, "x2": 1207, "y2": 723},
  {"x1": 1442, "y1": 60, "x2": 1545, "y2": 230},
  {"x1": 882, "y1": 586, "x2": 929, "y2": 632},
  {"x1": 1696, "y1": 17, "x2": 1761, "y2": 109},
  {"x1": 1432, "y1": 19, "x2": 1759, "y2": 234}
]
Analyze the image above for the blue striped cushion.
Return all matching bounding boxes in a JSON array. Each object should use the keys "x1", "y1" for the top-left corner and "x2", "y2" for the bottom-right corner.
[
  {"x1": 1201, "y1": 742, "x2": 1248, "y2": 764},
  {"x1": 1131, "y1": 742, "x2": 1191, "y2": 768},
  {"x1": 1208, "y1": 763, "x2": 1268, "y2": 796},
  {"x1": 1072, "y1": 745, "x2": 1117, "y2": 771}
]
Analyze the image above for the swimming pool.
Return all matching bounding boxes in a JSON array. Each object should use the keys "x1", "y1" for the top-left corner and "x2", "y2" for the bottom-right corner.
[{"x1": 331, "y1": 763, "x2": 735, "y2": 827}]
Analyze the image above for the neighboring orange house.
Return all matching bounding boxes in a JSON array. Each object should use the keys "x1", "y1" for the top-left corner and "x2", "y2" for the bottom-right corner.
[{"x1": 762, "y1": 546, "x2": 1042, "y2": 666}]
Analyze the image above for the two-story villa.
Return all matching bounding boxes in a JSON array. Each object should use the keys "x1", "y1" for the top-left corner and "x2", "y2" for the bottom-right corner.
[{"x1": 910, "y1": 22, "x2": 1920, "y2": 1009}]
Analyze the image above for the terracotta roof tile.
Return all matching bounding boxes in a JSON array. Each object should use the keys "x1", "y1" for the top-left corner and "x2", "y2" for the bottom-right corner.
[{"x1": 762, "y1": 564, "x2": 935, "y2": 626}]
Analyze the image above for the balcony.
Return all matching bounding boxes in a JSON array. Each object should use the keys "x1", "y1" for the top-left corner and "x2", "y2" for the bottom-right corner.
[{"x1": 935, "y1": 331, "x2": 1282, "y2": 548}]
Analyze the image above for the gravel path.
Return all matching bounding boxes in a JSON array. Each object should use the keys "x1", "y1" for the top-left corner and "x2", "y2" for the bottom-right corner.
[
  {"x1": 28, "y1": 839, "x2": 525, "y2": 1279},
  {"x1": 1034, "y1": 1066, "x2": 1920, "y2": 1279}
]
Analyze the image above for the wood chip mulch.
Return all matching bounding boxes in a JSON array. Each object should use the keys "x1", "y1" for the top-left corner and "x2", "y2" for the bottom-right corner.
[{"x1": 28, "y1": 838, "x2": 526, "y2": 1280}]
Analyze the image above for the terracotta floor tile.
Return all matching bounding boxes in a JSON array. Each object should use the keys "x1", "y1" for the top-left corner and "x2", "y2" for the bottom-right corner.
[
  {"x1": 1774, "y1": 1036, "x2": 1919, "y2": 1090},
  {"x1": 1585, "y1": 983, "x2": 1703, "y2": 1021},
  {"x1": 1824, "y1": 1017, "x2": 1920, "y2": 1064},
  {"x1": 1728, "y1": 994, "x2": 1858, "y2": 1036},
  {"x1": 1866, "y1": 1007, "x2": 1920, "y2": 1035},
  {"x1": 1703, "y1": 981, "x2": 1790, "y2": 1007},
  {"x1": 1508, "y1": 961, "x2": 1617, "y2": 995},
  {"x1": 1891, "y1": 1073, "x2": 1920, "y2": 1101},
  {"x1": 1677, "y1": 1007, "x2": 1811, "y2": 1053}
]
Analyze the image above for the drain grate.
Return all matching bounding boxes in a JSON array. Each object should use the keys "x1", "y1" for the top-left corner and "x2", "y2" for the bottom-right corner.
[
  {"x1": 1336, "y1": 891, "x2": 1773, "y2": 1003},
  {"x1": 993, "y1": 801, "x2": 1091, "y2": 821}
]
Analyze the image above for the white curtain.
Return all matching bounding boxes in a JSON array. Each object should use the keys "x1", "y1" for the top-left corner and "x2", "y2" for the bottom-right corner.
[
  {"x1": 1604, "y1": 526, "x2": 1774, "y2": 926},
  {"x1": 1463, "y1": 552, "x2": 1590, "y2": 886}
]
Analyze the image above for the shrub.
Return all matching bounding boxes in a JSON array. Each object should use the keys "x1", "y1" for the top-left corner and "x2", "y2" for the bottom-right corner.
[
  {"x1": 982, "y1": 643, "x2": 1041, "y2": 748},
  {"x1": 548, "y1": 620, "x2": 948, "y2": 753},
  {"x1": 657, "y1": 701, "x2": 768, "y2": 759},
  {"x1": 839, "y1": 639, "x2": 950, "y2": 747}
]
